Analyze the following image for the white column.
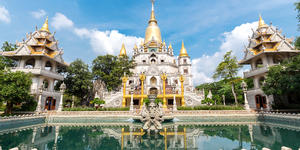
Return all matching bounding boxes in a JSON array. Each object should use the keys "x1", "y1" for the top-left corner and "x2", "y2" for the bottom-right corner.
[
  {"x1": 36, "y1": 93, "x2": 42, "y2": 112},
  {"x1": 244, "y1": 92, "x2": 250, "y2": 110},
  {"x1": 130, "y1": 93, "x2": 133, "y2": 112},
  {"x1": 173, "y1": 95, "x2": 177, "y2": 111},
  {"x1": 57, "y1": 93, "x2": 63, "y2": 112}
]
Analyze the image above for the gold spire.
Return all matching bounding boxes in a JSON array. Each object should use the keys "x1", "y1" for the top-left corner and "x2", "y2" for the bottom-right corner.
[
  {"x1": 145, "y1": 0, "x2": 162, "y2": 44},
  {"x1": 119, "y1": 43, "x2": 127, "y2": 57},
  {"x1": 258, "y1": 15, "x2": 268, "y2": 28},
  {"x1": 134, "y1": 44, "x2": 138, "y2": 50},
  {"x1": 40, "y1": 17, "x2": 50, "y2": 32},
  {"x1": 168, "y1": 43, "x2": 172, "y2": 49},
  {"x1": 179, "y1": 41, "x2": 189, "y2": 57}
]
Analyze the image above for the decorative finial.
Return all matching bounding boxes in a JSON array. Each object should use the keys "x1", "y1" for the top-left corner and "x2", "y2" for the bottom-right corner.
[
  {"x1": 258, "y1": 14, "x2": 267, "y2": 29},
  {"x1": 151, "y1": 0, "x2": 155, "y2": 11},
  {"x1": 179, "y1": 41, "x2": 189, "y2": 57},
  {"x1": 119, "y1": 43, "x2": 127, "y2": 57},
  {"x1": 40, "y1": 16, "x2": 50, "y2": 32}
]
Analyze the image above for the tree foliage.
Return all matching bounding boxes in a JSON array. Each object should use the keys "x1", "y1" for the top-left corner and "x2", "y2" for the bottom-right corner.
[
  {"x1": 196, "y1": 78, "x2": 244, "y2": 105},
  {"x1": 0, "y1": 70, "x2": 33, "y2": 114},
  {"x1": 64, "y1": 59, "x2": 93, "y2": 105},
  {"x1": 92, "y1": 55, "x2": 135, "y2": 91},
  {"x1": 213, "y1": 51, "x2": 242, "y2": 105},
  {"x1": 0, "y1": 41, "x2": 17, "y2": 70},
  {"x1": 262, "y1": 55, "x2": 300, "y2": 107}
]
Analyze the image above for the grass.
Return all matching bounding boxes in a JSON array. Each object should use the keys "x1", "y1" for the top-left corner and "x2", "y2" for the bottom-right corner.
[
  {"x1": 177, "y1": 105, "x2": 245, "y2": 110},
  {"x1": 63, "y1": 107, "x2": 130, "y2": 111}
]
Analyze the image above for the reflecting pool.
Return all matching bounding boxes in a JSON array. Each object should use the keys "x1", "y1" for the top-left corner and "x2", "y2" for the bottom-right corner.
[{"x1": 0, "y1": 123, "x2": 300, "y2": 150}]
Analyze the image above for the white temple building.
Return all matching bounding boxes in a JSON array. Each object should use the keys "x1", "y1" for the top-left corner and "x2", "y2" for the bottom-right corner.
[
  {"x1": 100, "y1": 1, "x2": 205, "y2": 109},
  {"x1": 1, "y1": 18, "x2": 67, "y2": 111}
]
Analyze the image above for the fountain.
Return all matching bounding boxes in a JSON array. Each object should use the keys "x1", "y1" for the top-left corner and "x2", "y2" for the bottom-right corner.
[{"x1": 133, "y1": 94, "x2": 174, "y2": 132}]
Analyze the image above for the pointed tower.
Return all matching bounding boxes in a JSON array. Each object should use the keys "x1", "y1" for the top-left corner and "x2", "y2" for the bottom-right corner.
[
  {"x1": 239, "y1": 15, "x2": 300, "y2": 110},
  {"x1": 1, "y1": 17, "x2": 67, "y2": 112},
  {"x1": 119, "y1": 43, "x2": 127, "y2": 57},
  {"x1": 178, "y1": 41, "x2": 192, "y2": 87},
  {"x1": 144, "y1": 0, "x2": 162, "y2": 44}
]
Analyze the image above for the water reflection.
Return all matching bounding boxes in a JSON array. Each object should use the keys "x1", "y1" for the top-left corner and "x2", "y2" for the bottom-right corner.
[{"x1": 0, "y1": 123, "x2": 300, "y2": 150}]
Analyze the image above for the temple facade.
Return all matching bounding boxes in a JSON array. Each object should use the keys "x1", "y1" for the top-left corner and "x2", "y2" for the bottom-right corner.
[
  {"x1": 1, "y1": 18, "x2": 67, "y2": 111},
  {"x1": 101, "y1": 2, "x2": 204, "y2": 109},
  {"x1": 239, "y1": 16, "x2": 300, "y2": 110}
]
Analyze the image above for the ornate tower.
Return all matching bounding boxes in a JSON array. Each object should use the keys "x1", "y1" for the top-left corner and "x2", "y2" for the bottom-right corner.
[
  {"x1": 239, "y1": 15, "x2": 300, "y2": 110},
  {"x1": 1, "y1": 17, "x2": 67, "y2": 112},
  {"x1": 178, "y1": 41, "x2": 193, "y2": 91}
]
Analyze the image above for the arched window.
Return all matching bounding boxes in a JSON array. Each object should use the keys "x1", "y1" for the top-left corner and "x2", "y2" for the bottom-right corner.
[
  {"x1": 150, "y1": 77, "x2": 157, "y2": 86},
  {"x1": 45, "y1": 61, "x2": 52, "y2": 71},
  {"x1": 43, "y1": 80, "x2": 49, "y2": 90},
  {"x1": 25, "y1": 59, "x2": 35, "y2": 69},
  {"x1": 151, "y1": 59, "x2": 156, "y2": 64},
  {"x1": 255, "y1": 59, "x2": 263, "y2": 69},
  {"x1": 259, "y1": 77, "x2": 265, "y2": 88}
]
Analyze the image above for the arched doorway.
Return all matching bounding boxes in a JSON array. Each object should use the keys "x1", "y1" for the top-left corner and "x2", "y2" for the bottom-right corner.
[
  {"x1": 45, "y1": 97, "x2": 56, "y2": 110},
  {"x1": 255, "y1": 95, "x2": 267, "y2": 109},
  {"x1": 149, "y1": 87, "x2": 158, "y2": 95}
]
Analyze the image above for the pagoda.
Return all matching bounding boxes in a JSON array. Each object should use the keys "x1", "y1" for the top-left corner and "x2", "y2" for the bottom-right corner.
[
  {"x1": 239, "y1": 15, "x2": 300, "y2": 110},
  {"x1": 1, "y1": 17, "x2": 67, "y2": 112},
  {"x1": 99, "y1": 1, "x2": 205, "y2": 110}
]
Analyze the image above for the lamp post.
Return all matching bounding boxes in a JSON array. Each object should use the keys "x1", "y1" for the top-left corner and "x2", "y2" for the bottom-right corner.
[
  {"x1": 130, "y1": 84, "x2": 134, "y2": 112},
  {"x1": 241, "y1": 81, "x2": 250, "y2": 110},
  {"x1": 172, "y1": 83, "x2": 177, "y2": 111},
  {"x1": 58, "y1": 82, "x2": 66, "y2": 112},
  {"x1": 36, "y1": 84, "x2": 43, "y2": 113}
]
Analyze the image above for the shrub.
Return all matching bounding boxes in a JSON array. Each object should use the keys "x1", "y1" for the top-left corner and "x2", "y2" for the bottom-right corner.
[
  {"x1": 177, "y1": 105, "x2": 244, "y2": 110},
  {"x1": 155, "y1": 98, "x2": 163, "y2": 104},
  {"x1": 90, "y1": 98, "x2": 105, "y2": 105},
  {"x1": 143, "y1": 98, "x2": 150, "y2": 105},
  {"x1": 63, "y1": 107, "x2": 129, "y2": 111}
]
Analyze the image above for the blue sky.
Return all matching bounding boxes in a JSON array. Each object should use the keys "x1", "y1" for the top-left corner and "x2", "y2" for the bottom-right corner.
[{"x1": 0, "y1": 0, "x2": 298, "y2": 84}]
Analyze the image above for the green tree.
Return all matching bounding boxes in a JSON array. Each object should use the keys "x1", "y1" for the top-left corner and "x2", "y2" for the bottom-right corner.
[
  {"x1": 0, "y1": 41, "x2": 17, "y2": 70},
  {"x1": 0, "y1": 70, "x2": 33, "y2": 114},
  {"x1": 262, "y1": 55, "x2": 300, "y2": 107},
  {"x1": 64, "y1": 59, "x2": 93, "y2": 105},
  {"x1": 295, "y1": 2, "x2": 300, "y2": 49},
  {"x1": 213, "y1": 51, "x2": 242, "y2": 105},
  {"x1": 92, "y1": 55, "x2": 135, "y2": 91}
]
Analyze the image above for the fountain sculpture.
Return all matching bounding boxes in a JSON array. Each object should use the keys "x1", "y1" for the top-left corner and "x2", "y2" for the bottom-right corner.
[{"x1": 133, "y1": 94, "x2": 174, "y2": 132}]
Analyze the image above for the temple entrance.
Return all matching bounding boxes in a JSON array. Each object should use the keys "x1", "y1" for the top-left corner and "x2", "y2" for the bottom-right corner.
[
  {"x1": 255, "y1": 95, "x2": 267, "y2": 109},
  {"x1": 149, "y1": 87, "x2": 158, "y2": 95},
  {"x1": 45, "y1": 97, "x2": 56, "y2": 110}
]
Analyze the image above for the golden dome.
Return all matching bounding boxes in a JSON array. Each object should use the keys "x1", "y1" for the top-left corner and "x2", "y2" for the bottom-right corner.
[
  {"x1": 119, "y1": 43, "x2": 127, "y2": 57},
  {"x1": 144, "y1": 1, "x2": 162, "y2": 44},
  {"x1": 40, "y1": 17, "x2": 50, "y2": 32},
  {"x1": 179, "y1": 41, "x2": 189, "y2": 57},
  {"x1": 258, "y1": 15, "x2": 268, "y2": 28}
]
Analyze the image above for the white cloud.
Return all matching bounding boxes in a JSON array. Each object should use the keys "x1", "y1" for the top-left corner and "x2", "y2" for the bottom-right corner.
[
  {"x1": 191, "y1": 21, "x2": 258, "y2": 85},
  {"x1": 51, "y1": 13, "x2": 143, "y2": 56},
  {"x1": 74, "y1": 28, "x2": 143, "y2": 55},
  {"x1": 0, "y1": 6, "x2": 10, "y2": 23},
  {"x1": 51, "y1": 13, "x2": 74, "y2": 30},
  {"x1": 31, "y1": 9, "x2": 46, "y2": 19}
]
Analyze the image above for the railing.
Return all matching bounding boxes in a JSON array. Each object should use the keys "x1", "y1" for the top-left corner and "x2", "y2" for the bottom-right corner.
[
  {"x1": 0, "y1": 113, "x2": 45, "y2": 120},
  {"x1": 11, "y1": 67, "x2": 63, "y2": 80},
  {"x1": 244, "y1": 66, "x2": 268, "y2": 78}
]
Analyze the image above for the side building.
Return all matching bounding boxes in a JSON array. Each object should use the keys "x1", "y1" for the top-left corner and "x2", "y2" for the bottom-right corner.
[
  {"x1": 1, "y1": 18, "x2": 67, "y2": 112},
  {"x1": 239, "y1": 16, "x2": 300, "y2": 110}
]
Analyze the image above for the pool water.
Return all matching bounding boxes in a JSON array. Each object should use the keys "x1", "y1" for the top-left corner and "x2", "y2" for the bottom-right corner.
[{"x1": 0, "y1": 123, "x2": 299, "y2": 150}]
